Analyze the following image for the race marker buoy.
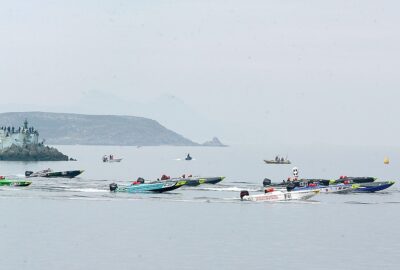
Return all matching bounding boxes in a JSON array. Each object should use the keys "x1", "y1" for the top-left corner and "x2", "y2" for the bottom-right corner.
[{"x1": 384, "y1": 157, "x2": 390, "y2": 165}]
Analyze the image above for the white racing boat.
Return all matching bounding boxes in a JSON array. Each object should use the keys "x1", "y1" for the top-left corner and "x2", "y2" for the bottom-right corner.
[{"x1": 240, "y1": 188, "x2": 319, "y2": 202}]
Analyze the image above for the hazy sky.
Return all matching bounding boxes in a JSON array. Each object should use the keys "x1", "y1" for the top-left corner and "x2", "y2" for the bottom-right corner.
[{"x1": 1, "y1": 1, "x2": 399, "y2": 145}]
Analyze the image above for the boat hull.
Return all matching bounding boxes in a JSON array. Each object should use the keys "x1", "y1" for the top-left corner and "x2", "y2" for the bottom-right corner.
[
  {"x1": 334, "y1": 177, "x2": 376, "y2": 184},
  {"x1": 182, "y1": 176, "x2": 225, "y2": 186},
  {"x1": 279, "y1": 184, "x2": 357, "y2": 194},
  {"x1": 353, "y1": 181, "x2": 395, "y2": 193},
  {"x1": 0, "y1": 179, "x2": 32, "y2": 187},
  {"x1": 26, "y1": 170, "x2": 84, "y2": 178},
  {"x1": 106, "y1": 159, "x2": 122, "y2": 163},
  {"x1": 264, "y1": 160, "x2": 291, "y2": 164},
  {"x1": 112, "y1": 180, "x2": 187, "y2": 193},
  {"x1": 241, "y1": 189, "x2": 319, "y2": 202}
]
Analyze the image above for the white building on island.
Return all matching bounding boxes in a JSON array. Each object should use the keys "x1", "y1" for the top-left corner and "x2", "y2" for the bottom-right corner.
[{"x1": 0, "y1": 119, "x2": 39, "y2": 150}]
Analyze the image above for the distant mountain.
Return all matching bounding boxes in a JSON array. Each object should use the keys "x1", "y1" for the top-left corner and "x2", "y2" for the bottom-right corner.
[
  {"x1": 0, "y1": 112, "x2": 198, "y2": 146},
  {"x1": 202, "y1": 137, "x2": 227, "y2": 147}
]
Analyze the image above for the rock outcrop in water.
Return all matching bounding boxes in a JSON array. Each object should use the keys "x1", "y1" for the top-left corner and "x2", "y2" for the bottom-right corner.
[
  {"x1": 202, "y1": 137, "x2": 227, "y2": 147},
  {"x1": 0, "y1": 143, "x2": 69, "y2": 161}
]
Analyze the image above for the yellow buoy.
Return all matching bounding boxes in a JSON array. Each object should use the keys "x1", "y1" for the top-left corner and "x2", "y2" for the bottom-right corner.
[{"x1": 384, "y1": 157, "x2": 390, "y2": 164}]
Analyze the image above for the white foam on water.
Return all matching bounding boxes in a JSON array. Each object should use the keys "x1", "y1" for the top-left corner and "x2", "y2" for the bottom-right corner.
[
  {"x1": 197, "y1": 186, "x2": 260, "y2": 192},
  {"x1": 68, "y1": 188, "x2": 108, "y2": 193}
]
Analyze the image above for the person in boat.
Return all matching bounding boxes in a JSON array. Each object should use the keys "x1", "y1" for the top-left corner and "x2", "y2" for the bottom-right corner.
[
  {"x1": 109, "y1": 154, "x2": 113, "y2": 160},
  {"x1": 275, "y1": 156, "x2": 279, "y2": 161},
  {"x1": 103, "y1": 155, "x2": 108, "y2": 162},
  {"x1": 281, "y1": 157, "x2": 284, "y2": 162},
  {"x1": 161, "y1": 174, "x2": 170, "y2": 180},
  {"x1": 186, "y1": 153, "x2": 192, "y2": 160},
  {"x1": 132, "y1": 177, "x2": 145, "y2": 185}
]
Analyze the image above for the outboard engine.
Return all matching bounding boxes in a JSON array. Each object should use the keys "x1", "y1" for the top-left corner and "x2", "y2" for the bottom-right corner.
[
  {"x1": 262, "y1": 178, "x2": 272, "y2": 187},
  {"x1": 109, "y1": 183, "x2": 118, "y2": 192},
  {"x1": 25, "y1": 171, "x2": 33, "y2": 177},
  {"x1": 240, "y1": 190, "x2": 249, "y2": 200}
]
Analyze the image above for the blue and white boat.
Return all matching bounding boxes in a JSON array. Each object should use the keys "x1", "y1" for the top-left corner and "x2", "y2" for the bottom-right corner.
[
  {"x1": 353, "y1": 181, "x2": 395, "y2": 193},
  {"x1": 281, "y1": 183, "x2": 357, "y2": 194}
]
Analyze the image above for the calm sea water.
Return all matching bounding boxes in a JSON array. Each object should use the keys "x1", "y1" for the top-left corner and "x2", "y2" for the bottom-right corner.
[{"x1": 0, "y1": 144, "x2": 399, "y2": 270}]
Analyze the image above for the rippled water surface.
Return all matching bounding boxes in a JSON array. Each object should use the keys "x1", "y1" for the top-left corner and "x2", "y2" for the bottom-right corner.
[{"x1": 1, "y1": 145, "x2": 399, "y2": 270}]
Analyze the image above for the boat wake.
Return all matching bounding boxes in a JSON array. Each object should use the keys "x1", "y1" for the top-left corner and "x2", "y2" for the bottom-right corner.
[
  {"x1": 193, "y1": 186, "x2": 261, "y2": 192},
  {"x1": 68, "y1": 188, "x2": 108, "y2": 193}
]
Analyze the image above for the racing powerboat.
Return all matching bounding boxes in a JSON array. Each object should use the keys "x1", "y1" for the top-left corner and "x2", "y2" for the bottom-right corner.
[
  {"x1": 332, "y1": 176, "x2": 376, "y2": 184},
  {"x1": 177, "y1": 176, "x2": 225, "y2": 186},
  {"x1": 109, "y1": 180, "x2": 187, "y2": 193},
  {"x1": 263, "y1": 178, "x2": 358, "y2": 194},
  {"x1": 0, "y1": 176, "x2": 31, "y2": 187},
  {"x1": 353, "y1": 181, "x2": 395, "y2": 192},
  {"x1": 283, "y1": 183, "x2": 358, "y2": 194},
  {"x1": 240, "y1": 188, "x2": 319, "y2": 202},
  {"x1": 25, "y1": 169, "x2": 84, "y2": 178}
]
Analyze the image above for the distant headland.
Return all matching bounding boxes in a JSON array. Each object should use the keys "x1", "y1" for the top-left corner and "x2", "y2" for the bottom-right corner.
[{"x1": 0, "y1": 112, "x2": 226, "y2": 147}]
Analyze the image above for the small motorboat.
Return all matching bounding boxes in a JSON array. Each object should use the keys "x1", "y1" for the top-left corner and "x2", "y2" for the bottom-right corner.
[
  {"x1": 353, "y1": 181, "x2": 395, "y2": 193},
  {"x1": 107, "y1": 158, "x2": 122, "y2": 163},
  {"x1": 264, "y1": 155, "x2": 291, "y2": 164},
  {"x1": 0, "y1": 176, "x2": 31, "y2": 187},
  {"x1": 264, "y1": 159, "x2": 291, "y2": 164},
  {"x1": 240, "y1": 188, "x2": 319, "y2": 202},
  {"x1": 25, "y1": 169, "x2": 84, "y2": 178},
  {"x1": 109, "y1": 180, "x2": 187, "y2": 193},
  {"x1": 102, "y1": 155, "x2": 122, "y2": 163}
]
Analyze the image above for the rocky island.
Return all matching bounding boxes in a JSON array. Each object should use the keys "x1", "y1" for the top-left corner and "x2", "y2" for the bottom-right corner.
[
  {"x1": 0, "y1": 120, "x2": 69, "y2": 161},
  {"x1": 202, "y1": 137, "x2": 227, "y2": 147}
]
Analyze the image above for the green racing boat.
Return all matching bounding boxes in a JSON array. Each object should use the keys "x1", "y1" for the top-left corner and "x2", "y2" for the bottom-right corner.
[{"x1": 0, "y1": 176, "x2": 32, "y2": 187}]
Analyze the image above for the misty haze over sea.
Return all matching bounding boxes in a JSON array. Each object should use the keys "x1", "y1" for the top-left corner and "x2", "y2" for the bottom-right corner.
[{"x1": 1, "y1": 1, "x2": 399, "y2": 270}]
